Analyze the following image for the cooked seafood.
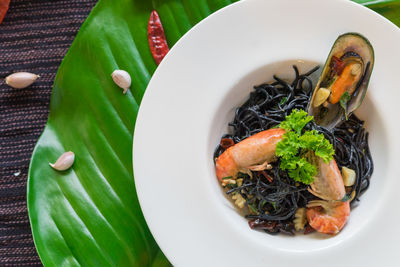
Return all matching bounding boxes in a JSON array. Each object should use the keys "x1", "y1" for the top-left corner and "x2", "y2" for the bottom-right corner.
[
  {"x1": 215, "y1": 128, "x2": 285, "y2": 182},
  {"x1": 308, "y1": 33, "x2": 374, "y2": 129},
  {"x1": 306, "y1": 200, "x2": 350, "y2": 235},
  {"x1": 214, "y1": 33, "x2": 374, "y2": 236},
  {"x1": 306, "y1": 157, "x2": 350, "y2": 234},
  {"x1": 216, "y1": 127, "x2": 350, "y2": 235}
]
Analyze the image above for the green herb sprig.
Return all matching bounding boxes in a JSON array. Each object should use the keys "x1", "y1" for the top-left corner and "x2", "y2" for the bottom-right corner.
[
  {"x1": 340, "y1": 91, "x2": 351, "y2": 120},
  {"x1": 276, "y1": 109, "x2": 334, "y2": 184}
]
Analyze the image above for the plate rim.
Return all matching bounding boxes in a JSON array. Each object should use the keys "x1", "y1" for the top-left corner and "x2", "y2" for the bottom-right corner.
[{"x1": 133, "y1": 0, "x2": 400, "y2": 265}]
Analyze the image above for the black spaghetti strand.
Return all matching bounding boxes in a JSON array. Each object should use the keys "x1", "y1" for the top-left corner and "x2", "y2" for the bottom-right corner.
[{"x1": 213, "y1": 65, "x2": 373, "y2": 235}]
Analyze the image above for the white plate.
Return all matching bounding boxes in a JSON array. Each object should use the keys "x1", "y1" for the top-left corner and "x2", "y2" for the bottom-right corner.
[{"x1": 133, "y1": 0, "x2": 400, "y2": 266}]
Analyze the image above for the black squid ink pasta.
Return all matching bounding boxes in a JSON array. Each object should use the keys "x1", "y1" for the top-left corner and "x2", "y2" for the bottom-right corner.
[{"x1": 213, "y1": 65, "x2": 374, "y2": 235}]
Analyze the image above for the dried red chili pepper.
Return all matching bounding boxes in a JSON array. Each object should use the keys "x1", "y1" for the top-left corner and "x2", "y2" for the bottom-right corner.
[
  {"x1": 220, "y1": 138, "x2": 234, "y2": 149},
  {"x1": 148, "y1": 10, "x2": 169, "y2": 65},
  {"x1": 248, "y1": 219, "x2": 277, "y2": 231},
  {"x1": 260, "y1": 170, "x2": 273, "y2": 183},
  {"x1": 0, "y1": 0, "x2": 10, "y2": 24},
  {"x1": 330, "y1": 56, "x2": 345, "y2": 75},
  {"x1": 304, "y1": 224, "x2": 316, "y2": 234}
]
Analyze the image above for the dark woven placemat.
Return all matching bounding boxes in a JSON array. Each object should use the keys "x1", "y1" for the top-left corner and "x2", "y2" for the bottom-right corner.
[{"x1": 0, "y1": 1, "x2": 97, "y2": 265}]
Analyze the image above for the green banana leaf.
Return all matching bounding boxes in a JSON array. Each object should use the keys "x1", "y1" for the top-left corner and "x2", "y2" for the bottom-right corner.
[
  {"x1": 27, "y1": 0, "x2": 238, "y2": 266},
  {"x1": 27, "y1": 0, "x2": 400, "y2": 266},
  {"x1": 356, "y1": 0, "x2": 400, "y2": 27}
]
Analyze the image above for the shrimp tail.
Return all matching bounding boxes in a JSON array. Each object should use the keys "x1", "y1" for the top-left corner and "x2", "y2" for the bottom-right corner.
[{"x1": 306, "y1": 200, "x2": 350, "y2": 235}]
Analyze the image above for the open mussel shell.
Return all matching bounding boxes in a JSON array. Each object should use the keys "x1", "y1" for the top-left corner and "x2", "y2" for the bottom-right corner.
[{"x1": 308, "y1": 32, "x2": 374, "y2": 129}]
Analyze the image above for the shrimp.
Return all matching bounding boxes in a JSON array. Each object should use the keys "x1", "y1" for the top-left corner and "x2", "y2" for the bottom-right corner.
[
  {"x1": 215, "y1": 128, "x2": 350, "y2": 235},
  {"x1": 306, "y1": 200, "x2": 350, "y2": 235},
  {"x1": 308, "y1": 157, "x2": 346, "y2": 201},
  {"x1": 215, "y1": 128, "x2": 285, "y2": 181},
  {"x1": 306, "y1": 157, "x2": 350, "y2": 235}
]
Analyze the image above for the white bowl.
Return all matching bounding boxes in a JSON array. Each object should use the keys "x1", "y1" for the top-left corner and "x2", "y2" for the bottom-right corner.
[{"x1": 133, "y1": 0, "x2": 400, "y2": 266}]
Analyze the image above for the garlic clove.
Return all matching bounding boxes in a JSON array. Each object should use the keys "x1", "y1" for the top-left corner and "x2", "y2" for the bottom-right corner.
[
  {"x1": 313, "y1": 87, "x2": 331, "y2": 107},
  {"x1": 342, "y1": 166, "x2": 356, "y2": 186},
  {"x1": 5, "y1": 72, "x2": 39, "y2": 89},
  {"x1": 49, "y1": 151, "x2": 75, "y2": 171},
  {"x1": 111, "y1": 70, "x2": 131, "y2": 94},
  {"x1": 231, "y1": 193, "x2": 246, "y2": 209},
  {"x1": 294, "y1": 207, "x2": 307, "y2": 231}
]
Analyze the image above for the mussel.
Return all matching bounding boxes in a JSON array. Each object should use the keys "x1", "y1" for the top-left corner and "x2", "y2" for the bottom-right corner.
[{"x1": 308, "y1": 33, "x2": 374, "y2": 129}]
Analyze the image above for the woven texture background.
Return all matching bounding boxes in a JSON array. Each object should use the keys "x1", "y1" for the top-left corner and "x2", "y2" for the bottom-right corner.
[{"x1": 0, "y1": 0, "x2": 97, "y2": 265}]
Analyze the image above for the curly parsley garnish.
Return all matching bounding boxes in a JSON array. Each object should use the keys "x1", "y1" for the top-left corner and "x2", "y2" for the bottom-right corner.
[{"x1": 276, "y1": 109, "x2": 334, "y2": 184}]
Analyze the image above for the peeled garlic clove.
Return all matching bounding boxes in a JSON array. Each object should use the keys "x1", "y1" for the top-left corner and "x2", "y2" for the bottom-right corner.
[
  {"x1": 5, "y1": 72, "x2": 39, "y2": 89},
  {"x1": 231, "y1": 193, "x2": 246, "y2": 209},
  {"x1": 49, "y1": 151, "x2": 75, "y2": 171},
  {"x1": 342, "y1": 166, "x2": 356, "y2": 186},
  {"x1": 313, "y1": 87, "x2": 331, "y2": 107},
  {"x1": 293, "y1": 207, "x2": 307, "y2": 231},
  {"x1": 111, "y1": 70, "x2": 131, "y2": 94}
]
